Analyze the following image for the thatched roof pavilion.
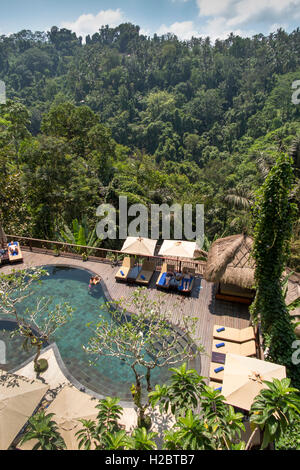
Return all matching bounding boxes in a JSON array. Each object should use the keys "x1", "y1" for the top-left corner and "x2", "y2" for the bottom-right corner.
[
  {"x1": 204, "y1": 233, "x2": 300, "y2": 309},
  {"x1": 204, "y1": 234, "x2": 255, "y2": 290}
]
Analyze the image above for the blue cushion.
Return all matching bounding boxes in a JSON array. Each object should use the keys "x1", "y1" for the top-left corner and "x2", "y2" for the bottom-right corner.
[
  {"x1": 120, "y1": 270, "x2": 125, "y2": 276},
  {"x1": 217, "y1": 327, "x2": 225, "y2": 333},
  {"x1": 177, "y1": 276, "x2": 194, "y2": 291},
  {"x1": 214, "y1": 366, "x2": 224, "y2": 373},
  {"x1": 141, "y1": 274, "x2": 146, "y2": 280},
  {"x1": 158, "y1": 272, "x2": 167, "y2": 286},
  {"x1": 215, "y1": 342, "x2": 225, "y2": 348}
]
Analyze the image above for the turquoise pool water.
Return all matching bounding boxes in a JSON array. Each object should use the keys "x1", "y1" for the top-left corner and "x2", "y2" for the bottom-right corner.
[{"x1": 1, "y1": 265, "x2": 174, "y2": 400}]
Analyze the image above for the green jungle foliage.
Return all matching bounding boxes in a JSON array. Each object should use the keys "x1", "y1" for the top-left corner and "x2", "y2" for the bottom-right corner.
[{"x1": 0, "y1": 25, "x2": 299, "y2": 267}]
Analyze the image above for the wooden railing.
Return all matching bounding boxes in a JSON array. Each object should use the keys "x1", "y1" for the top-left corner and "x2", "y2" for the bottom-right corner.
[{"x1": 6, "y1": 235, "x2": 207, "y2": 275}]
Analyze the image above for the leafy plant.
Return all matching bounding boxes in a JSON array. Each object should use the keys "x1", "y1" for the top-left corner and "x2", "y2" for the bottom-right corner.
[
  {"x1": 250, "y1": 377, "x2": 300, "y2": 449},
  {"x1": 19, "y1": 411, "x2": 66, "y2": 450},
  {"x1": 149, "y1": 363, "x2": 205, "y2": 417},
  {"x1": 57, "y1": 217, "x2": 102, "y2": 255}
]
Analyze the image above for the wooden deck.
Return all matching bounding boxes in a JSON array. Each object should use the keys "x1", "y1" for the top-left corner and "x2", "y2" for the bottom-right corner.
[{"x1": 0, "y1": 250, "x2": 250, "y2": 381}]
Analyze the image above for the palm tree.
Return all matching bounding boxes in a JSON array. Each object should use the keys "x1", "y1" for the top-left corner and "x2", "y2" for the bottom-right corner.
[
  {"x1": 252, "y1": 150, "x2": 275, "y2": 180},
  {"x1": 224, "y1": 187, "x2": 254, "y2": 234},
  {"x1": 19, "y1": 411, "x2": 66, "y2": 450},
  {"x1": 225, "y1": 187, "x2": 254, "y2": 211}
]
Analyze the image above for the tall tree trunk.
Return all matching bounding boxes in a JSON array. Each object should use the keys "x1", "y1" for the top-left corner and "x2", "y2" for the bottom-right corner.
[
  {"x1": 34, "y1": 343, "x2": 41, "y2": 371},
  {"x1": 146, "y1": 367, "x2": 152, "y2": 392}
]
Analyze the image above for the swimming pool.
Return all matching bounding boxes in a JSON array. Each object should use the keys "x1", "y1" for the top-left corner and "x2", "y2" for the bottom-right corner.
[{"x1": 1, "y1": 265, "x2": 177, "y2": 401}]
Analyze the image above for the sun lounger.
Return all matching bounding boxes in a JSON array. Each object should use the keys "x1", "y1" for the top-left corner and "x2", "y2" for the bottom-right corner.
[
  {"x1": 136, "y1": 260, "x2": 156, "y2": 285},
  {"x1": 213, "y1": 325, "x2": 255, "y2": 343},
  {"x1": 126, "y1": 265, "x2": 142, "y2": 283},
  {"x1": 209, "y1": 362, "x2": 224, "y2": 382},
  {"x1": 177, "y1": 267, "x2": 195, "y2": 294},
  {"x1": 156, "y1": 263, "x2": 176, "y2": 289},
  {"x1": 115, "y1": 257, "x2": 135, "y2": 282},
  {"x1": 212, "y1": 339, "x2": 256, "y2": 357},
  {"x1": 7, "y1": 242, "x2": 23, "y2": 263}
]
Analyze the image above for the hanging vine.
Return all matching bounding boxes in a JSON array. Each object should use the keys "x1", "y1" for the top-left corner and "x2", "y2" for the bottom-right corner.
[{"x1": 250, "y1": 153, "x2": 299, "y2": 387}]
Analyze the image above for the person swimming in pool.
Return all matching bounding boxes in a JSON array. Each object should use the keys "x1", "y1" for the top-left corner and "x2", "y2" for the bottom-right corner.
[
  {"x1": 93, "y1": 276, "x2": 101, "y2": 285},
  {"x1": 89, "y1": 276, "x2": 101, "y2": 289}
]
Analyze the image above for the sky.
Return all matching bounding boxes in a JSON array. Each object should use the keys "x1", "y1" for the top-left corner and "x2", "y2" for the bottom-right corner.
[{"x1": 0, "y1": 0, "x2": 300, "y2": 42}]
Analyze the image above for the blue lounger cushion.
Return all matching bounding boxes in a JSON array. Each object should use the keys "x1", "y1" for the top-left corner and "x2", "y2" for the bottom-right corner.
[
  {"x1": 214, "y1": 366, "x2": 224, "y2": 373},
  {"x1": 140, "y1": 274, "x2": 146, "y2": 280},
  {"x1": 177, "y1": 276, "x2": 194, "y2": 291},
  {"x1": 158, "y1": 272, "x2": 167, "y2": 286},
  {"x1": 216, "y1": 327, "x2": 225, "y2": 332},
  {"x1": 215, "y1": 342, "x2": 225, "y2": 348}
]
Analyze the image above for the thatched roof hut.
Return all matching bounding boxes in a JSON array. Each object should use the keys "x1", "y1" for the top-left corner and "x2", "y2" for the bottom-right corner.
[
  {"x1": 205, "y1": 233, "x2": 300, "y2": 309},
  {"x1": 204, "y1": 234, "x2": 255, "y2": 290}
]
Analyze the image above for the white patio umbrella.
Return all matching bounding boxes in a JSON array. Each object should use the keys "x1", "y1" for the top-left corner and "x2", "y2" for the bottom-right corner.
[
  {"x1": 221, "y1": 353, "x2": 286, "y2": 411},
  {"x1": 0, "y1": 371, "x2": 48, "y2": 450},
  {"x1": 20, "y1": 385, "x2": 137, "y2": 450},
  {"x1": 42, "y1": 385, "x2": 99, "y2": 450},
  {"x1": 121, "y1": 236, "x2": 157, "y2": 257},
  {"x1": 19, "y1": 385, "x2": 99, "y2": 450},
  {"x1": 158, "y1": 240, "x2": 197, "y2": 259}
]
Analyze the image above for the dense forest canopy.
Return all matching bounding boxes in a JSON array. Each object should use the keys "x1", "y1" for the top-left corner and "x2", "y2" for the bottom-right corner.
[{"x1": 0, "y1": 23, "x2": 299, "y2": 267}]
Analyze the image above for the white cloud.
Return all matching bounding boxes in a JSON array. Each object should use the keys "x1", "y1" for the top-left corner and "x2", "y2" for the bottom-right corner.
[
  {"x1": 61, "y1": 8, "x2": 125, "y2": 39},
  {"x1": 197, "y1": 0, "x2": 235, "y2": 17},
  {"x1": 198, "y1": 16, "x2": 257, "y2": 41},
  {"x1": 157, "y1": 21, "x2": 198, "y2": 39},
  {"x1": 196, "y1": 0, "x2": 300, "y2": 40},
  {"x1": 139, "y1": 27, "x2": 152, "y2": 37}
]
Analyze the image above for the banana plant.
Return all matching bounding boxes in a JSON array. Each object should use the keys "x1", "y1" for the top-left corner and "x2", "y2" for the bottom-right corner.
[{"x1": 57, "y1": 217, "x2": 102, "y2": 255}]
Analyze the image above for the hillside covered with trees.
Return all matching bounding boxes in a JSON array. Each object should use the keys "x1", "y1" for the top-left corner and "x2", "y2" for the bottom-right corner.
[{"x1": 0, "y1": 24, "x2": 299, "y2": 267}]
